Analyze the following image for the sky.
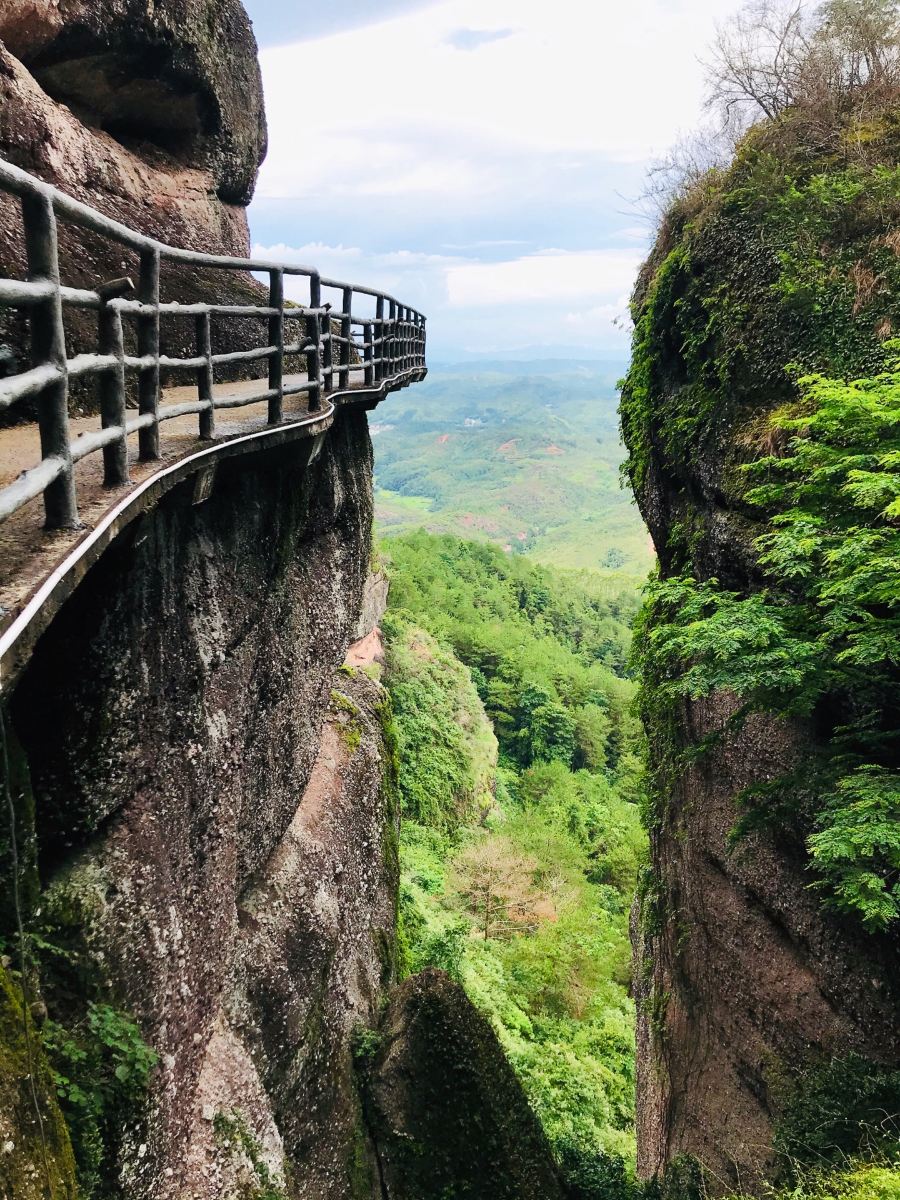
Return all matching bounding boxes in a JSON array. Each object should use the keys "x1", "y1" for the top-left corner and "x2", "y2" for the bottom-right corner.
[{"x1": 243, "y1": 0, "x2": 743, "y2": 362}]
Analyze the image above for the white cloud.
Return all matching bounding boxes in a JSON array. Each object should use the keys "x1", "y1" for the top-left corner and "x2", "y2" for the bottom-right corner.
[
  {"x1": 446, "y1": 251, "x2": 644, "y2": 307},
  {"x1": 250, "y1": 0, "x2": 745, "y2": 354}
]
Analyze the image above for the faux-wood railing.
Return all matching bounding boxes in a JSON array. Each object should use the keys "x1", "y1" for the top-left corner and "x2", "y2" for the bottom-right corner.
[{"x1": 0, "y1": 156, "x2": 426, "y2": 531}]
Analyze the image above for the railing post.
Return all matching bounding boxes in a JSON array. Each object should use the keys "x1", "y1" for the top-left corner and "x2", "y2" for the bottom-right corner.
[
  {"x1": 363, "y1": 322, "x2": 374, "y2": 386},
  {"x1": 388, "y1": 300, "x2": 397, "y2": 379},
  {"x1": 374, "y1": 296, "x2": 385, "y2": 383},
  {"x1": 268, "y1": 268, "x2": 284, "y2": 424},
  {"x1": 137, "y1": 247, "x2": 160, "y2": 460},
  {"x1": 22, "y1": 192, "x2": 78, "y2": 529},
  {"x1": 98, "y1": 300, "x2": 129, "y2": 487},
  {"x1": 307, "y1": 273, "x2": 322, "y2": 412},
  {"x1": 196, "y1": 311, "x2": 215, "y2": 440},
  {"x1": 322, "y1": 296, "x2": 334, "y2": 396},
  {"x1": 339, "y1": 286, "x2": 352, "y2": 389}
]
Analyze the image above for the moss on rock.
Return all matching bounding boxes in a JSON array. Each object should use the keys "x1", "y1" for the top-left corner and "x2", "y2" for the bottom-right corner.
[{"x1": 0, "y1": 963, "x2": 77, "y2": 1200}]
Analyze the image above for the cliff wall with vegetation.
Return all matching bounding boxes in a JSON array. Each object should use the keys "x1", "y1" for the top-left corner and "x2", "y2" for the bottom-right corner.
[{"x1": 622, "y1": 77, "x2": 900, "y2": 1195}]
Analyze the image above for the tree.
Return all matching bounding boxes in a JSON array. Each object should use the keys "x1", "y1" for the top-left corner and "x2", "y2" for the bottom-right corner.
[
  {"x1": 449, "y1": 837, "x2": 545, "y2": 940},
  {"x1": 572, "y1": 704, "x2": 611, "y2": 772},
  {"x1": 704, "y1": 0, "x2": 900, "y2": 130},
  {"x1": 517, "y1": 684, "x2": 577, "y2": 766},
  {"x1": 705, "y1": 0, "x2": 810, "y2": 125}
]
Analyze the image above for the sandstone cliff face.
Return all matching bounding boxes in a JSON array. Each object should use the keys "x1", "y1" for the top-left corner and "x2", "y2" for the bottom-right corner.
[
  {"x1": 5, "y1": 409, "x2": 398, "y2": 1198},
  {"x1": 0, "y1": 0, "x2": 268, "y2": 414},
  {"x1": 0, "y1": 0, "x2": 264, "y2": 234},
  {"x1": 622, "y1": 120, "x2": 900, "y2": 1193}
]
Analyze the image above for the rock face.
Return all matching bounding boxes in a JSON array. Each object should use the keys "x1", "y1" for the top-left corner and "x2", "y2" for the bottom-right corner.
[
  {"x1": 5, "y1": 409, "x2": 397, "y2": 1198},
  {"x1": 360, "y1": 969, "x2": 568, "y2": 1200},
  {"x1": 621, "y1": 115, "x2": 900, "y2": 1194},
  {"x1": 0, "y1": 0, "x2": 265, "y2": 226},
  {"x1": 0, "y1": 0, "x2": 268, "y2": 414},
  {"x1": 2, "y1": 403, "x2": 553, "y2": 1198}
]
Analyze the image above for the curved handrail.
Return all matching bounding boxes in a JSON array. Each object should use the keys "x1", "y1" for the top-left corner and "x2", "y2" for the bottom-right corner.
[{"x1": 0, "y1": 156, "x2": 427, "y2": 531}]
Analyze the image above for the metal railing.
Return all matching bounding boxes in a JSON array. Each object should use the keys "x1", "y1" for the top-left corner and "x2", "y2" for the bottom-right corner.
[{"x1": 0, "y1": 156, "x2": 426, "y2": 530}]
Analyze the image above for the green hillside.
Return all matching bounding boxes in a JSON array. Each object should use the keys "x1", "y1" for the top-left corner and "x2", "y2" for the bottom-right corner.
[
  {"x1": 373, "y1": 365, "x2": 653, "y2": 579},
  {"x1": 379, "y1": 533, "x2": 647, "y2": 1195}
]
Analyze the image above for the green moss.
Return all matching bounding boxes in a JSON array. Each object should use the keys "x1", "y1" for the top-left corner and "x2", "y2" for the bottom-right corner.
[
  {"x1": 330, "y1": 689, "x2": 361, "y2": 718},
  {"x1": 213, "y1": 1110, "x2": 289, "y2": 1200},
  {"x1": 621, "y1": 119, "x2": 900, "y2": 508},
  {"x1": 339, "y1": 721, "x2": 362, "y2": 754},
  {"x1": 0, "y1": 963, "x2": 77, "y2": 1200}
]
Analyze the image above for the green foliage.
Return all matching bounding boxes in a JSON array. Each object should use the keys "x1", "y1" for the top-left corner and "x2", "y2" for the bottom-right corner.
[
  {"x1": 621, "y1": 113, "x2": 900, "y2": 509},
  {"x1": 382, "y1": 532, "x2": 640, "y2": 772},
  {"x1": 557, "y1": 1140, "x2": 641, "y2": 1200},
  {"x1": 384, "y1": 616, "x2": 498, "y2": 830},
  {"x1": 722, "y1": 1160, "x2": 900, "y2": 1200},
  {"x1": 774, "y1": 1054, "x2": 900, "y2": 1175},
  {"x1": 384, "y1": 532, "x2": 648, "y2": 1186},
  {"x1": 350, "y1": 1025, "x2": 383, "y2": 1066},
  {"x1": 42, "y1": 1002, "x2": 157, "y2": 1197},
  {"x1": 632, "y1": 360, "x2": 900, "y2": 929}
]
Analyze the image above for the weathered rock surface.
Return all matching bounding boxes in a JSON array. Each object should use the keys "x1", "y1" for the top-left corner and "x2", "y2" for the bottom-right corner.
[
  {"x1": 633, "y1": 698, "x2": 900, "y2": 1191},
  {"x1": 361, "y1": 968, "x2": 568, "y2": 1200},
  {"x1": 0, "y1": 0, "x2": 268, "y2": 414},
  {"x1": 622, "y1": 121, "x2": 900, "y2": 1193},
  {"x1": 354, "y1": 569, "x2": 389, "y2": 642},
  {"x1": 6, "y1": 409, "x2": 395, "y2": 1197},
  {"x1": 0, "y1": 0, "x2": 264, "y2": 219}
]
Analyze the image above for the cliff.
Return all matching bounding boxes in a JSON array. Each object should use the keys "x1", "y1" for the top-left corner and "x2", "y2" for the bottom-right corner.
[
  {"x1": 1, "y1": 400, "x2": 569, "y2": 1198},
  {"x1": 3, "y1": 408, "x2": 386, "y2": 1197},
  {"x1": 0, "y1": 12, "x2": 570, "y2": 1193},
  {"x1": 622, "y1": 105, "x2": 900, "y2": 1193}
]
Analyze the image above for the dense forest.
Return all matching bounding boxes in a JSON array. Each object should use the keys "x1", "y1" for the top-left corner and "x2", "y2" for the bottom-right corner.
[
  {"x1": 377, "y1": 533, "x2": 646, "y2": 1195},
  {"x1": 376, "y1": 523, "x2": 900, "y2": 1199}
]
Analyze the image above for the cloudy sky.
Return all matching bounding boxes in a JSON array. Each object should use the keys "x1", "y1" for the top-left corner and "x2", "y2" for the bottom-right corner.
[{"x1": 243, "y1": 0, "x2": 742, "y2": 361}]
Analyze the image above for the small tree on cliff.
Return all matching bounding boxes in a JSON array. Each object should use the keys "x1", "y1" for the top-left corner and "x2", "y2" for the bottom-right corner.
[{"x1": 646, "y1": 1, "x2": 900, "y2": 219}]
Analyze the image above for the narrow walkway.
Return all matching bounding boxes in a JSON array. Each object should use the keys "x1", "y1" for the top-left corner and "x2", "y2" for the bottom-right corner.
[{"x1": 0, "y1": 368, "x2": 367, "y2": 625}]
